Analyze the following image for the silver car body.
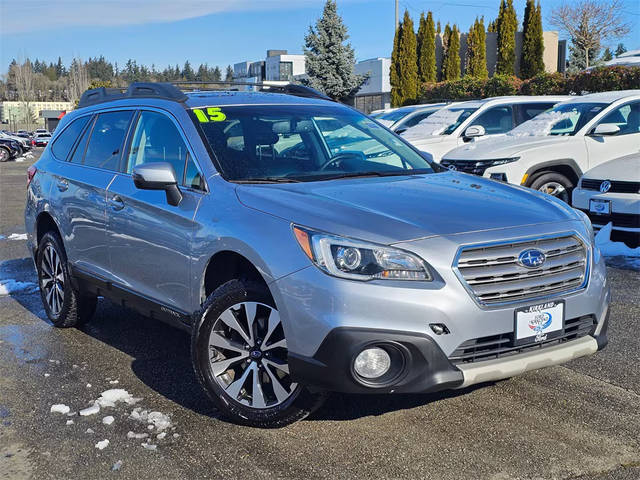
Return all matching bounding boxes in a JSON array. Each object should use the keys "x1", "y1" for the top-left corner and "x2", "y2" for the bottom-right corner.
[{"x1": 25, "y1": 91, "x2": 609, "y2": 394}]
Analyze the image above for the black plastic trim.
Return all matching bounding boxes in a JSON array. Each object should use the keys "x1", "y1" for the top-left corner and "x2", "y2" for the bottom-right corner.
[
  {"x1": 524, "y1": 159, "x2": 583, "y2": 186},
  {"x1": 70, "y1": 265, "x2": 192, "y2": 331},
  {"x1": 78, "y1": 82, "x2": 188, "y2": 108},
  {"x1": 594, "y1": 308, "x2": 609, "y2": 351},
  {"x1": 288, "y1": 327, "x2": 464, "y2": 394}
]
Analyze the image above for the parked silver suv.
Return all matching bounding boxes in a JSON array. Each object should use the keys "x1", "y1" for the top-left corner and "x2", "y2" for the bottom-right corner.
[{"x1": 25, "y1": 83, "x2": 610, "y2": 427}]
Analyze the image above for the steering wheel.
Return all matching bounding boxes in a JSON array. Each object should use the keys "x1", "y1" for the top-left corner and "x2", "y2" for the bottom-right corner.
[{"x1": 318, "y1": 152, "x2": 363, "y2": 171}]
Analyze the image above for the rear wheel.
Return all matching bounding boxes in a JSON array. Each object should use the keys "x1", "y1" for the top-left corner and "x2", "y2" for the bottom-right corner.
[
  {"x1": 0, "y1": 147, "x2": 9, "y2": 162},
  {"x1": 37, "y1": 232, "x2": 97, "y2": 328},
  {"x1": 192, "y1": 279, "x2": 326, "y2": 427},
  {"x1": 529, "y1": 171, "x2": 573, "y2": 203}
]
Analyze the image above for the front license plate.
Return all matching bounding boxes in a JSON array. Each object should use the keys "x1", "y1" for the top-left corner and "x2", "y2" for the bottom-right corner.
[
  {"x1": 589, "y1": 199, "x2": 611, "y2": 215},
  {"x1": 515, "y1": 301, "x2": 564, "y2": 345}
]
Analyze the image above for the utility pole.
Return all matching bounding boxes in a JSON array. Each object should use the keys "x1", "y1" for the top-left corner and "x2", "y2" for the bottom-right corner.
[{"x1": 395, "y1": 0, "x2": 399, "y2": 31}]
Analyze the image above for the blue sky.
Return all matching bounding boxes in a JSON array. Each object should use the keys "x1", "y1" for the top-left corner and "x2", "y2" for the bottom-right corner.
[{"x1": 1, "y1": 0, "x2": 638, "y2": 72}]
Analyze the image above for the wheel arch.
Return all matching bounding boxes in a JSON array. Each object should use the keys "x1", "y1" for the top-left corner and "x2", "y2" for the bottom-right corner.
[
  {"x1": 35, "y1": 211, "x2": 62, "y2": 249},
  {"x1": 524, "y1": 159, "x2": 583, "y2": 188},
  {"x1": 200, "y1": 250, "x2": 273, "y2": 306}
]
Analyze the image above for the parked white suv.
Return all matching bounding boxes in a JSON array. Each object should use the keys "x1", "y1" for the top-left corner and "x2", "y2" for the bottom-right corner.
[
  {"x1": 401, "y1": 96, "x2": 569, "y2": 161},
  {"x1": 376, "y1": 103, "x2": 449, "y2": 134},
  {"x1": 572, "y1": 153, "x2": 640, "y2": 244},
  {"x1": 440, "y1": 90, "x2": 640, "y2": 202}
]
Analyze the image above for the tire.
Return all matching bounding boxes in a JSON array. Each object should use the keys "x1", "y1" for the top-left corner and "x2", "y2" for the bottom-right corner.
[
  {"x1": 36, "y1": 232, "x2": 97, "y2": 328},
  {"x1": 0, "y1": 147, "x2": 9, "y2": 162},
  {"x1": 191, "y1": 279, "x2": 326, "y2": 428},
  {"x1": 528, "y1": 171, "x2": 573, "y2": 203}
]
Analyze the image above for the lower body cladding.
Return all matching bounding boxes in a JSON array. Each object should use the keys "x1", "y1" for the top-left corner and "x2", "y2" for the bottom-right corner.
[{"x1": 273, "y1": 223, "x2": 610, "y2": 394}]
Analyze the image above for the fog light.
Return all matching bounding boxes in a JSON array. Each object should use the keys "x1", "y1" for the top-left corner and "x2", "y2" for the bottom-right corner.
[{"x1": 354, "y1": 347, "x2": 391, "y2": 379}]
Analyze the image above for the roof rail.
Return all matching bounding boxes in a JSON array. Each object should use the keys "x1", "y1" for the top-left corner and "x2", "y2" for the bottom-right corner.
[
  {"x1": 173, "y1": 81, "x2": 335, "y2": 102},
  {"x1": 78, "y1": 82, "x2": 188, "y2": 108}
]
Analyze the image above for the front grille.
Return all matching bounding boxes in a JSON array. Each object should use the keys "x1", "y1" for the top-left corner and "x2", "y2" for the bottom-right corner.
[
  {"x1": 581, "y1": 178, "x2": 640, "y2": 194},
  {"x1": 580, "y1": 209, "x2": 640, "y2": 229},
  {"x1": 449, "y1": 315, "x2": 595, "y2": 364},
  {"x1": 440, "y1": 159, "x2": 496, "y2": 176},
  {"x1": 454, "y1": 234, "x2": 588, "y2": 306}
]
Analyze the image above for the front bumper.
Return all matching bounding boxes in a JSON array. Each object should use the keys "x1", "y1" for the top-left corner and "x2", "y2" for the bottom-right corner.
[{"x1": 273, "y1": 222, "x2": 610, "y2": 394}]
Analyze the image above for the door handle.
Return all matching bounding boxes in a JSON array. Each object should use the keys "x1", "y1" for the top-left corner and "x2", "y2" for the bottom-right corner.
[
  {"x1": 108, "y1": 195, "x2": 125, "y2": 211},
  {"x1": 56, "y1": 179, "x2": 68, "y2": 192}
]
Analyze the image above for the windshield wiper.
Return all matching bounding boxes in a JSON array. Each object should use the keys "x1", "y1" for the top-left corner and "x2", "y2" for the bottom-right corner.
[
  {"x1": 230, "y1": 177, "x2": 302, "y2": 184},
  {"x1": 306, "y1": 170, "x2": 430, "y2": 181}
]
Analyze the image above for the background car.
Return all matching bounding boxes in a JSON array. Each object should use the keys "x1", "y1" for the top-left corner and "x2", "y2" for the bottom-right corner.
[
  {"x1": 0, "y1": 131, "x2": 31, "y2": 154},
  {"x1": 0, "y1": 137, "x2": 22, "y2": 161},
  {"x1": 439, "y1": 90, "x2": 640, "y2": 202},
  {"x1": 401, "y1": 95, "x2": 570, "y2": 162},
  {"x1": 375, "y1": 104, "x2": 448, "y2": 134},
  {"x1": 33, "y1": 133, "x2": 52, "y2": 146},
  {"x1": 572, "y1": 153, "x2": 640, "y2": 247}
]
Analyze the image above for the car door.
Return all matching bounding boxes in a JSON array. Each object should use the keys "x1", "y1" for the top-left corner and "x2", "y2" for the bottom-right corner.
[
  {"x1": 465, "y1": 105, "x2": 514, "y2": 138},
  {"x1": 585, "y1": 101, "x2": 640, "y2": 169},
  {"x1": 106, "y1": 109, "x2": 206, "y2": 314},
  {"x1": 48, "y1": 110, "x2": 134, "y2": 279}
]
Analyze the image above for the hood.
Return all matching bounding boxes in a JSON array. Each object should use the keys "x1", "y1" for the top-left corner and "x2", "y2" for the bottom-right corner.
[
  {"x1": 583, "y1": 154, "x2": 640, "y2": 181},
  {"x1": 443, "y1": 135, "x2": 570, "y2": 161},
  {"x1": 235, "y1": 172, "x2": 575, "y2": 244}
]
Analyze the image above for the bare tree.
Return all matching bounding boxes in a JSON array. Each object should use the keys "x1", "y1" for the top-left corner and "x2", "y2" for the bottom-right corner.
[
  {"x1": 68, "y1": 58, "x2": 89, "y2": 104},
  {"x1": 12, "y1": 59, "x2": 35, "y2": 130},
  {"x1": 550, "y1": 0, "x2": 630, "y2": 69}
]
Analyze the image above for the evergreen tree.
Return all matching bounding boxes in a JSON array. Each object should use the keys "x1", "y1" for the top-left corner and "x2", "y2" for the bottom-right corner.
[
  {"x1": 568, "y1": 41, "x2": 600, "y2": 72},
  {"x1": 390, "y1": 19, "x2": 402, "y2": 106},
  {"x1": 55, "y1": 57, "x2": 65, "y2": 78},
  {"x1": 303, "y1": 0, "x2": 365, "y2": 101},
  {"x1": 520, "y1": 0, "x2": 545, "y2": 78},
  {"x1": 417, "y1": 12, "x2": 437, "y2": 83},
  {"x1": 182, "y1": 61, "x2": 195, "y2": 81},
  {"x1": 437, "y1": 20, "x2": 441, "y2": 34},
  {"x1": 390, "y1": 10, "x2": 419, "y2": 105},
  {"x1": 212, "y1": 66, "x2": 222, "y2": 81},
  {"x1": 601, "y1": 48, "x2": 613, "y2": 62},
  {"x1": 442, "y1": 24, "x2": 461, "y2": 81},
  {"x1": 487, "y1": 19, "x2": 497, "y2": 33},
  {"x1": 466, "y1": 17, "x2": 488, "y2": 78},
  {"x1": 225, "y1": 65, "x2": 234, "y2": 82},
  {"x1": 615, "y1": 43, "x2": 627, "y2": 57},
  {"x1": 496, "y1": 0, "x2": 517, "y2": 75}
]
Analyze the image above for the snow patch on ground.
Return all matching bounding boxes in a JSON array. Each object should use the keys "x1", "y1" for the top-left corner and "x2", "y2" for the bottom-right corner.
[
  {"x1": 50, "y1": 404, "x2": 70, "y2": 415},
  {"x1": 0, "y1": 279, "x2": 38, "y2": 296},
  {"x1": 96, "y1": 389, "x2": 141, "y2": 408},
  {"x1": 7, "y1": 233, "x2": 27, "y2": 241},
  {"x1": 595, "y1": 223, "x2": 640, "y2": 269},
  {"x1": 102, "y1": 416, "x2": 115, "y2": 425},
  {"x1": 129, "y1": 408, "x2": 172, "y2": 432},
  {"x1": 127, "y1": 431, "x2": 149, "y2": 439},
  {"x1": 66, "y1": 420, "x2": 74, "y2": 425},
  {"x1": 141, "y1": 443, "x2": 157, "y2": 451},
  {"x1": 86, "y1": 428, "x2": 94, "y2": 434},
  {"x1": 95, "y1": 439, "x2": 109, "y2": 450},
  {"x1": 79, "y1": 404, "x2": 100, "y2": 416}
]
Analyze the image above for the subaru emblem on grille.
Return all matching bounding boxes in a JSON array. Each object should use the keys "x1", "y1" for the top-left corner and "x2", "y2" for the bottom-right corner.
[
  {"x1": 518, "y1": 249, "x2": 546, "y2": 269},
  {"x1": 599, "y1": 180, "x2": 611, "y2": 193},
  {"x1": 448, "y1": 165, "x2": 457, "y2": 171}
]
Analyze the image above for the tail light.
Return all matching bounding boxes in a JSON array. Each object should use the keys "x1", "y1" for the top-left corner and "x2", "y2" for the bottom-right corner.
[
  {"x1": 31, "y1": 139, "x2": 35, "y2": 146},
  {"x1": 27, "y1": 166, "x2": 37, "y2": 186}
]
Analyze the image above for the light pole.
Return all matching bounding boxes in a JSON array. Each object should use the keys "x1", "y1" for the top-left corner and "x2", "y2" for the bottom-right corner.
[{"x1": 395, "y1": 0, "x2": 399, "y2": 31}]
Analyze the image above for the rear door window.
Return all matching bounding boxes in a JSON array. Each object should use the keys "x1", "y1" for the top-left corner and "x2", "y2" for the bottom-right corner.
[
  {"x1": 69, "y1": 116, "x2": 95, "y2": 164},
  {"x1": 83, "y1": 111, "x2": 134, "y2": 171},
  {"x1": 51, "y1": 116, "x2": 91, "y2": 161}
]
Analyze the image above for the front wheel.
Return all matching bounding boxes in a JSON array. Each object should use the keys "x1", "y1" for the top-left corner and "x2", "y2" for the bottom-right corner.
[
  {"x1": 191, "y1": 279, "x2": 326, "y2": 427},
  {"x1": 0, "y1": 148, "x2": 9, "y2": 162},
  {"x1": 529, "y1": 171, "x2": 573, "y2": 203}
]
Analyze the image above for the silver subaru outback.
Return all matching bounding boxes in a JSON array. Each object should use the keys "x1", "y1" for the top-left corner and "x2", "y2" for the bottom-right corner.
[{"x1": 25, "y1": 83, "x2": 609, "y2": 427}]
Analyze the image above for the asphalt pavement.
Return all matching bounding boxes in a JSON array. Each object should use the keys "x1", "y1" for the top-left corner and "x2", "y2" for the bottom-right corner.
[{"x1": 1, "y1": 151, "x2": 639, "y2": 480}]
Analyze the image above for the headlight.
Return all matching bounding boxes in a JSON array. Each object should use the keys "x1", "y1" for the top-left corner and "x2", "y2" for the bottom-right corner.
[
  {"x1": 293, "y1": 226, "x2": 432, "y2": 281},
  {"x1": 485, "y1": 157, "x2": 519, "y2": 166}
]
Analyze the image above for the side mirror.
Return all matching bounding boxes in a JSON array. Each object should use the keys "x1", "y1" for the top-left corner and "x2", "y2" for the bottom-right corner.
[
  {"x1": 464, "y1": 125, "x2": 486, "y2": 138},
  {"x1": 591, "y1": 123, "x2": 620, "y2": 136},
  {"x1": 132, "y1": 162, "x2": 183, "y2": 206}
]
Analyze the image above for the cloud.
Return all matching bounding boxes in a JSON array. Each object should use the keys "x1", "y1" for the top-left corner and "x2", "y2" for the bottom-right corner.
[{"x1": 0, "y1": 0, "x2": 338, "y2": 35}]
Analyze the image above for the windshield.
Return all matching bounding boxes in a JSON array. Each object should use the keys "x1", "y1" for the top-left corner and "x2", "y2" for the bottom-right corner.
[
  {"x1": 509, "y1": 102, "x2": 607, "y2": 137},
  {"x1": 401, "y1": 107, "x2": 478, "y2": 139},
  {"x1": 376, "y1": 107, "x2": 419, "y2": 123},
  {"x1": 192, "y1": 105, "x2": 436, "y2": 182}
]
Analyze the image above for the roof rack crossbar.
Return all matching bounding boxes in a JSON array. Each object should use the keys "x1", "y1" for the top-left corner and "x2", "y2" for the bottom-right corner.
[
  {"x1": 78, "y1": 82, "x2": 188, "y2": 108},
  {"x1": 173, "y1": 81, "x2": 334, "y2": 102}
]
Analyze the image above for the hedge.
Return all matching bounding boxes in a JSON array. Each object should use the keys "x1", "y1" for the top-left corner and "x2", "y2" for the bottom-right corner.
[{"x1": 416, "y1": 66, "x2": 640, "y2": 103}]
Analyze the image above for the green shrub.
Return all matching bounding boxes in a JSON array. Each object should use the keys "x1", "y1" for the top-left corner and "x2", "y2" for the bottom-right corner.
[
  {"x1": 483, "y1": 74, "x2": 522, "y2": 97},
  {"x1": 520, "y1": 72, "x2": 568, "y2": 95}
]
